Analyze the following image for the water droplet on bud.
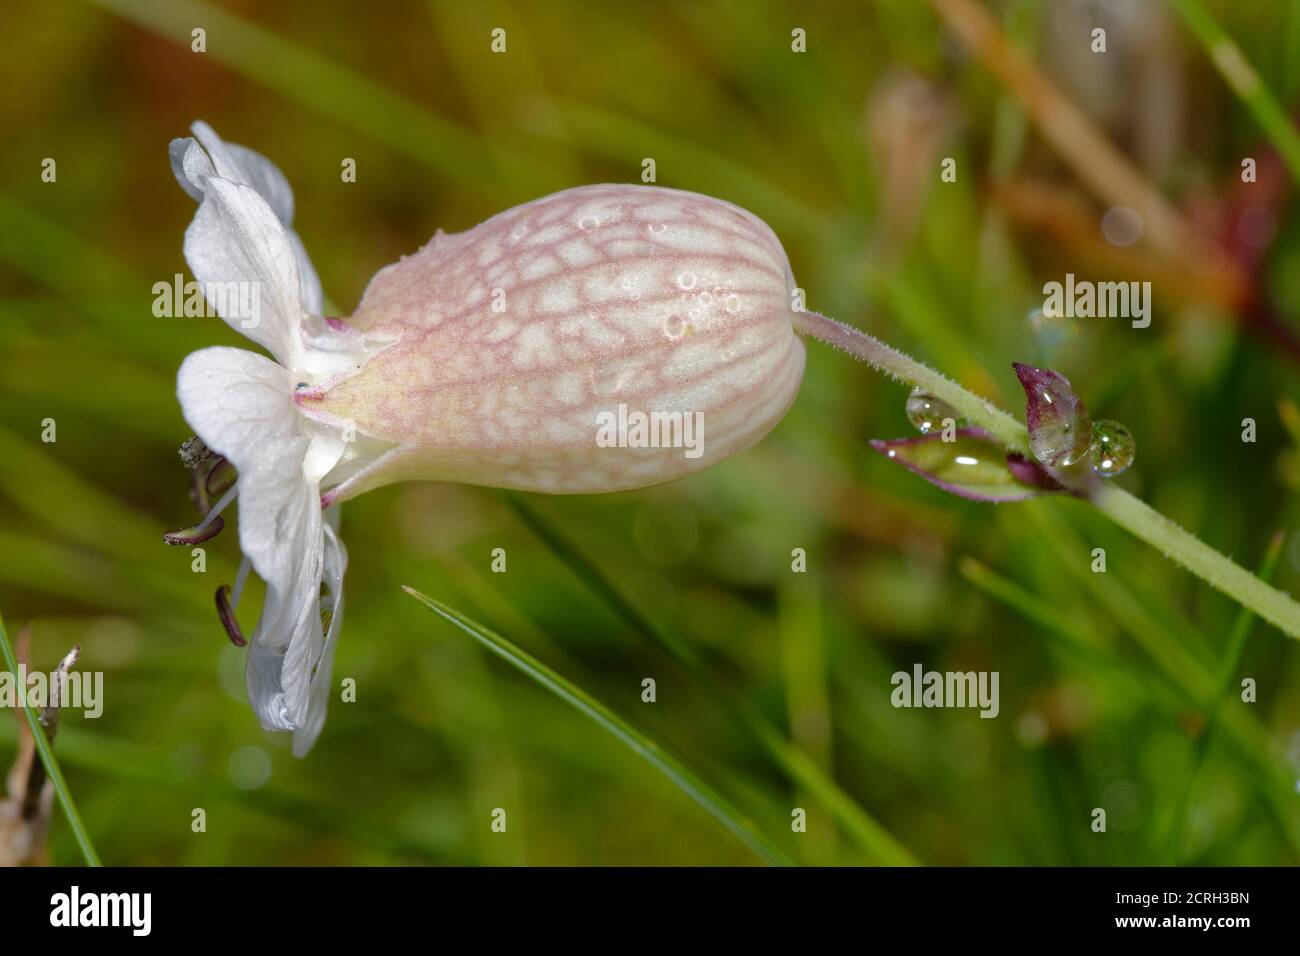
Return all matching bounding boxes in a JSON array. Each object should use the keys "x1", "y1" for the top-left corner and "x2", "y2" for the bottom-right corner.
[
  {"x1": 906, "y1": 387, "x2": 958, "y2": 435},
  {"x1": 1090, "y1": 419, "x2": 1135, "y2": 476}
]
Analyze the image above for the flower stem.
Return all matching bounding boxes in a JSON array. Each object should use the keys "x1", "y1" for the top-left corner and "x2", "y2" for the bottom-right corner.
[
  {"x1": 794, "y1": 311, "x2": 1300, "y2": 641},
  {"x1": 795, "y1": 311, "x2": 1029, "y2": 453},
  {"x1": 1090, "y1": 484, "x2": 1300, "y2": 640}
]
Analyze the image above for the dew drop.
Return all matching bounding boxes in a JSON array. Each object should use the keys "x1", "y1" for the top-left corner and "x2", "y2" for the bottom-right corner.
[
  {"x1": 905, "y1": 386, "x2": 959, "y2": 434},
  {"x1": 647, "y1": 222, "x2": 667, "y2": 235},
  {"x1": 578, "y1": 215, "x2": 600, "y2": 230},
  {"x1": 677, "y1": 271, "x2": 697, "y2": 290},
  {"x1": 1089, "y1": 419, "x2": 1135, "y2": 477}
]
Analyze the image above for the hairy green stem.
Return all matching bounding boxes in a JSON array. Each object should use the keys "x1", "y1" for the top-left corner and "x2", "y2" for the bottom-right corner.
[
  {"x1": 1091, "y1": 485, "x2": 1300, "y2": 639},
  {"x1": 795, "y1": 311, "x2": 1029, "y2": 453},
  {"x1": 794, "y1": 310, "x2": 1300, "y2": 641}
]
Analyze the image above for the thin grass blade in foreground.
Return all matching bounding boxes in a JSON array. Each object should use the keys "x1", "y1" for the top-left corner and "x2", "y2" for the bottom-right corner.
[
  {"x1": 0, "y1": 610, "x2": 102, "y2": 866},
  {"x1": 401, "y1": 586, "x2": 795, "y2": 866},
  {"x1": 504, "y1": 493, "x2": 918, "y2": 866}
]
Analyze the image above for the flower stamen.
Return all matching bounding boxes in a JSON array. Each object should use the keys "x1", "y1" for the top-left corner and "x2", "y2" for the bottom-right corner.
[
  {"x1": 178, "y1": 435, "x2": 214, "y2": 470},
  {"x1": 197, "y1": 480, "x2": 239, "y2": 532},
  {"x1": 163, "y1": 516, "x2": 226, "y2": 546},
  {"x1": 165, "y1": 472, "x2": 239, "y2": 546},
  {"x1": 215, "y1": 584, "x2": 247, "y2": 647},
  {"x1": 189, "y1": 466, "x2": 211, "y2": 515},
  {"x1": 204, "y1": 456, "x2": 236, "y2": 500},
  {"x1": 230, "y1": 554, "x2": 252, "y2": 611}
]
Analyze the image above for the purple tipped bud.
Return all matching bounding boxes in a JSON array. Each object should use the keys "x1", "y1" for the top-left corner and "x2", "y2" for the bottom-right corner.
[
  {"x1": 1012, "y1": 363, "x2": 1092, "y2": 468},
  {"x1": 871, "y1": 427, "x2": 1062, "y2": 502}
]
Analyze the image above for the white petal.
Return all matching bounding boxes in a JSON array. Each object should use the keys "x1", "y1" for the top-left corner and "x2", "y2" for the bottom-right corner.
[
  {"x1": 176, "y1": 346, "x2": 324, "y2": 732},
  {"x1": 169, "y1": 137, "x2": 212, "y2": 204},
  {"x1": 288, "y1": 229, "x2": 324, "y2": 316},
  {"x1": 172, "y1": 123, "x2": 324, "y2": 321},
  {"x1": 191, "y1": 120, "x2": 296, "y2": 226},
  {"x1": 246, "y1": 506, "x2": 324, "y2": 734},
  {"x1": 183, "y1": 177, "x2": 304, "y2": 365},
  {"x1": 176, "y1": 346, "x2": 302, "y2": 479},
  {"x1": 292, "y1": 514, "x2": 348, "y2": 757},
  {"x1": 176, "y1": 348, "x2": 310, "y2": 582}
]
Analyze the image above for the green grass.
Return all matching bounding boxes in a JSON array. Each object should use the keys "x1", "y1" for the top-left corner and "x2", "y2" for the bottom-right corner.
[
  {"x1": 0, "y1": 609, "x2": 102, "y2": 866},
  {"x1": 403, "y1": 586, "x2": 795, "y2": 866}
]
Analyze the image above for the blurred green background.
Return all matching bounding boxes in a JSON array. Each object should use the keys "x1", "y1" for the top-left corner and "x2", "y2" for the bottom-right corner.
[{"x1": 2, "y1": 0, "x2": 1300, "y2": 865}]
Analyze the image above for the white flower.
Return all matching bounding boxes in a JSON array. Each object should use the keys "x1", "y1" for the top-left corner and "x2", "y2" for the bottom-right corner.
[
  {"x1": 169, "y1": 122, "x2": 386, "y2": 756},
  {"x1": 167, "y1": 122, "x2": 807, "y2": 756}
]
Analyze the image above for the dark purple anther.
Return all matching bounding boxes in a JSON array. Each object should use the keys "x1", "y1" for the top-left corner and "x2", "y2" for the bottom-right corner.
[
  {"x1": 215, "y1": 584, "x2": 247, "y2": 647},
  {"x1": 163, "y1": 515, "x2": 225, "y2": 546},
  {"x1": 204, "y1": 456, "x2": 236, "y2": 500}
]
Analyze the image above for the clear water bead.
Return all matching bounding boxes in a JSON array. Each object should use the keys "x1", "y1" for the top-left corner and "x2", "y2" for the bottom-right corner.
[
  {"x1": 1090, "y1": 419, "x2": 1135, "y2": 476},
  {"x1": 906, "y1": 387, "x2": 959, "y2": 434}
]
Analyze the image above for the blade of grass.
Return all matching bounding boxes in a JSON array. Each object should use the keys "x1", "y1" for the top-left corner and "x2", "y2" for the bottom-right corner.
[
  {"x1": 777, "y1": 577, "x2": 839, "y2": 857},
  {"x1": 931, "y1": 0, "x2": 1193, "y2": 256},
  {"x1": 85, "y1": 0, "x2": 556, "y2": 202},
  {"x1": 0, "y1": 609, "x2": 101, "y2": 866},
  {"x1": 0, "y1": 721, "x2": 461, "y2": 864},
  {"x1": 529, "y1": 96, "x2": 825, "y2": 242},
  {"x1": 959, "y1": 555, "x2": 1191, "y2": 715},
  {"x1": 1163, "y1": 531, "x2": 1285, "y2": 863},
  {"x1": 1170, "y1": 0, "x2": 1300, "y2": 185},
  {"x1": 401, "y1": 585, "x2": 795, "y2": 867},
  {"x1": 962, "y1": 548, "x2": 1300, "y2": 853},
  {"x1": 0, "y1": 424, "x2": 169, "y2": 563},
  {"x1": 0, "y1": 193, "x2": 214, "y2": 365},
  {"x1": 959, "y1": 557, "x2": 1117, "y2": 671},
  {"x1": 502, "y1": 493, "x2": 918, "y2": 865},
  {"x1": 1023, "y1": 503, "x2": 1300, "y2": 852}
]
